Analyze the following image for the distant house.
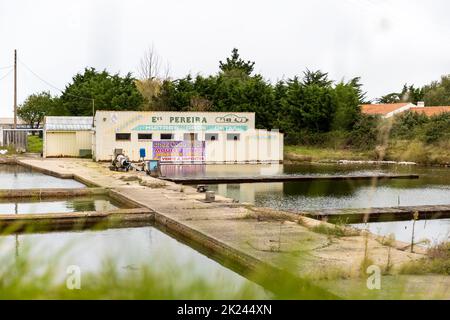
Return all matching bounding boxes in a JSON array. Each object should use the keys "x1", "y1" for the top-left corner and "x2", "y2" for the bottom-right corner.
[
  {"x1": 360, "y1": 103, "x2": 415, "y2": 118},
  {"x1": 410, "y1": 106, "x2": 450, "y2": 117},
  {"x1": 361, "y1": 101, "x2": 450, "y2": 118}
]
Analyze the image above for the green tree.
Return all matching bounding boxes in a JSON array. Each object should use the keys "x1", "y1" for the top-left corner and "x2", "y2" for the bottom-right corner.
[
  {"x1": 59, "y1": 68, "x2": 144, "y2": 116},
  {"x1": 278, "y1": 76, "x2": 336, "y2": 134},
  {"x1": 423, "y1": 75, "x2": 450, "y2": 106},
  {"x1": 348, "y1": 115, "x2": 380, "y2": 149},
  {"x1": 302, "y1": 69, "x2": 333, "y2": 87},
  {"x1": 219, "y1": 48, "x2": 255, "y2": 76},
  {"x1": 377, "y1": 92, "x2": 402, "y2": 104},
  {"x1": 378, "y1": 84, "x2": 424, "y2": 104},
  {"x1": 332, "y1": 80, "x2": 361, "y2": 131},
  {"x1": 17, "y1": 91, "x2": 56, "y2": 131},
  {"x1": 401, "y1": 84, "x2": 424, "y2": 104},
  {"x1": 212, "y1": 73, "x2": 275, "y2": 128}
]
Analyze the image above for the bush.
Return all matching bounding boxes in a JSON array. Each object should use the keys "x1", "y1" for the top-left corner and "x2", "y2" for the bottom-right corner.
[
  {"x1": 347, "y1": 115, "x2": 380, "y2": 150},
  {"x1": 285, "y1": 115, "x2": 380, "y2": 151},
  {"x1": 284, "y1": 130, "x2": 349, "y2": 148},
  {"x1": 390, "y1": 111, "x2": 429, "y2": 139},
  {"x1": 400, "y1": 242, "x2": 450, "y2": 275},
  {"x1": 423, "y1": 112, "x2": 450, "y2": 143}
]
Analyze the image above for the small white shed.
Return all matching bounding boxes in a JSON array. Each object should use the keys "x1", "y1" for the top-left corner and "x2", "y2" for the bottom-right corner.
[{"x1": 44, "y1": 116, "x2": 93, "y2": 158}]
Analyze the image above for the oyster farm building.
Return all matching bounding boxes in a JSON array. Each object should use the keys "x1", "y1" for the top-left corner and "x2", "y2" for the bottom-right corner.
[{"x1": 44, "y1": 111, "x2": 284, "y2": 163}]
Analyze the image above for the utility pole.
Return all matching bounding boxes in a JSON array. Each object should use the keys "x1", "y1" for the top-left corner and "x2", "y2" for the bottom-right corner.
[{"x1": 13, "y1": 49, "x2": 17, "y2": 129}]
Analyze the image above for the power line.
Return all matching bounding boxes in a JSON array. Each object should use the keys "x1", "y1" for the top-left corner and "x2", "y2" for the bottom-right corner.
[
  {"x1": 17, "y1": 58, "x2": 93, "y2": 101},
  {"x1": 0, "y1": 65, "x2": 13, "y2": 70},
  {"x1": 0, "y1": 68, "x2": 13, "y2": 81}
]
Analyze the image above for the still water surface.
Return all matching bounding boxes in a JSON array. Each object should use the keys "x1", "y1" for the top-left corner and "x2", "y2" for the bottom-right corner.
[
  {"x1": 162, "y1": 163, "x2": 450, "y2": 210},
  {"x1": 162, "y1": 163, "x2": 450, "y2": 244},
  {"x1": 0, "y1": 164, "x2": 85, "y2": 189},
  {"x1": 0, "y1": 226, "x2": 269, "y2": 297},
  {"x1": 0, "y1": 196, "x2": 123, "y2": 215}
]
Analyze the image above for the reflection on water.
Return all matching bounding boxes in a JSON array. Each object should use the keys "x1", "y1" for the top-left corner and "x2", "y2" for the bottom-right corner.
[
  {"x1": 0, "y1": 226, "x2": 268, "y2": 297},
  {"x1": 352, "y1": 219, "x2": 450, "y2": 247},
  {"x1": 210, "y1": 181, "x2": 450, "y2": 211},
  {"x1": 175, "y1": 164, "x2": 450, "y2": 210},
  {"x1": 0, "y1": 196, "x2": 124, "y2": 215},
  {"x1": 162, "y1": 163, "x2": 450, "y2": 244},
  {"x1": 0, "y1": 164, "x2": 85, "y2": 189}
]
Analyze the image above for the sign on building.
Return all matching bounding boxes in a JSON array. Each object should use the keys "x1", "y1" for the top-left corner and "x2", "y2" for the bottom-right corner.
[{"x1": 152, "y1": 141, "x2": 205, "y2": 162}]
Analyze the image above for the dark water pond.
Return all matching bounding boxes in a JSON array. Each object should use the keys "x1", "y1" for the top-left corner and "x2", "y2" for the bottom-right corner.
[
  {"x1": 162, "y1": 163, "x2": 450, "y2": 210},
  {"x1": 0, "y1": 164, "x2": 85, "y2": 189},
  {"x1": 0, "y1": 196, "x2": 124, "y2": 215},
  {"x1": 162, "y1": 163, "x2": 450, "y2": 244},
  {"x1": 0, "y1": 226, "x2": 269, "y2": 298}
]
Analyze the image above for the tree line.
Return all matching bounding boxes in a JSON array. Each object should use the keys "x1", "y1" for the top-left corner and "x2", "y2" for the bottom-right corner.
[
  {"x1": 18, "y1": 48, "x2": 450, "y2": 147},
  {"x1": 378, "y1": 76, "x2": 450, "y2": 106}
]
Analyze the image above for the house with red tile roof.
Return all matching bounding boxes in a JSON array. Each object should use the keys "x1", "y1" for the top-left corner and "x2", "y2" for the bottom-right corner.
[
  {"x1": 361, "y1": 101, "x2": 450, "y2": 118},
  {"x1": 360, "y1": 103, "x2": 415, "y2": 118},
  {"x1": 410, "y1": 106, "x2": 450, "y2": 117}
]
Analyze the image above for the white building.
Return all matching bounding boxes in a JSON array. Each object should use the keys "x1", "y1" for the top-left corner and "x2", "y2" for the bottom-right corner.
[{"x1": 93, "y1": 111, "x2": 283, "y2": 163}]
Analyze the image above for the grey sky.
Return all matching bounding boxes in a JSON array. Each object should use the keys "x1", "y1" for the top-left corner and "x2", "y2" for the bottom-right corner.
[{"x1": 1, "y1": 0, "x2": 450, "y2": 117}]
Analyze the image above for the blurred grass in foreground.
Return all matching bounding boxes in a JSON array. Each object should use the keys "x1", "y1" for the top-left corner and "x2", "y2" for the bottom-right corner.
[
  {"x1": 0, "y1": 236, "x2": 269, "y2": 300},
  {"x1": 0, "y1": 222, "x2": 448, "y2": 300}
]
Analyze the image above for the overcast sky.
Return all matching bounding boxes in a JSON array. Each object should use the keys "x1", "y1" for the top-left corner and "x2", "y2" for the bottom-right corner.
[{"x1": 1, "y1": 0, "x2": 450, "y2": 117}]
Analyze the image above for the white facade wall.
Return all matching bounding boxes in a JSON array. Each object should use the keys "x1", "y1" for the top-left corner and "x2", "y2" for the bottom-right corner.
[{"x1": 94, "y1": 111, "x2": 284, "y2": 163}]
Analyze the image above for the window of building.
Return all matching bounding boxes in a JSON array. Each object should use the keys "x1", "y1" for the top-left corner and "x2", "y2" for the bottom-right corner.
[
  {"x1": 183, "y1": 133, "x2": 198, "y2": 141},
  {"x1": 115, "y1": 133, "x2": 131, "y2": 141},
  {"x1": 205, "y1": 133, "x2": 219, "y2": 141},
  {"x1": 138, "y1": 133, "x2": 153, "y2": 141},
  {"x1": 227, "y1": 133, "x2": 240, "y2": 141},
  {"x1": 160, "y1": 133, "x2": 174, "y2": 140}
]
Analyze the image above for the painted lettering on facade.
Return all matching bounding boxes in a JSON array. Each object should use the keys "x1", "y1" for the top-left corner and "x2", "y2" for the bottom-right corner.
[
  {"x1": 215, "y1": 114, "x2": 249, "y2": 124},
  {"x1": 152, "y1": 141, "x2": 205, "y2": 162},
  {"x1": 132, "y1": 124, "x2": 248, "y2": 132}
]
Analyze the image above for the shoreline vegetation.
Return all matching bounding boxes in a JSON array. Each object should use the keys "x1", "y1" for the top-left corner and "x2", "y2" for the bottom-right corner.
[
  {"x1": 284, "y1": 112, "x2": 450, "y2": 166},
  {"x1": 10, "y1": 48, "x2": 450, "y2": 167},
  {"x1": 1, "y1": 137, "x2": 449, "y2": 167},
  {"x1": 285, "y1": 139, "x2": 450, "y2": 166}
]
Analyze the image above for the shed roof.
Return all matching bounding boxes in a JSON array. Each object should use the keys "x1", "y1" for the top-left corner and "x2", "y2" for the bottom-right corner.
[{"x1": 45, "y1": 116, "x2": 93, "y2": 131}]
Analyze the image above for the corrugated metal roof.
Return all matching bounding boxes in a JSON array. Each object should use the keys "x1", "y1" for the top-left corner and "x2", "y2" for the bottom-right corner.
[{"x1": 45, "y1": 116, "x2": 93, "y2": 131}]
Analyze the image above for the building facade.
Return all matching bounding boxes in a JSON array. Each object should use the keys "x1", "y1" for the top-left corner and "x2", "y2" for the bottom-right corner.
[
  {"x1": 93, "y1": 111, "x2": 283, "y2": 163},
  {"x1": 43, "y1": 116, "x2": 93, "y2": 158}
]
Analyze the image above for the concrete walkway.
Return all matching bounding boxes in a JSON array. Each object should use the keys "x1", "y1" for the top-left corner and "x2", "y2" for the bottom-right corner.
[{"x1": 15, "y1": 157, "x2": 450, "y2": 299}]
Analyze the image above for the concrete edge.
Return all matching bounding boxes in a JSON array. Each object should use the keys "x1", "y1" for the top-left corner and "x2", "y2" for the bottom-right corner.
[
  {"x1": 16, "y1": 158, "x2": 100, "y2": 187},
  {"x1": 0, "y1": 207, "x2": 153, "y2": 221},
  {"x1": 0, "y1": 208, "x2": 154, "y2": 233},
  {"x1": 0, "y1": 187, "x2": 108, "y2": 199},
  {"x1": 151, "y1": 210, "x2": 338, "y2": 299}
]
